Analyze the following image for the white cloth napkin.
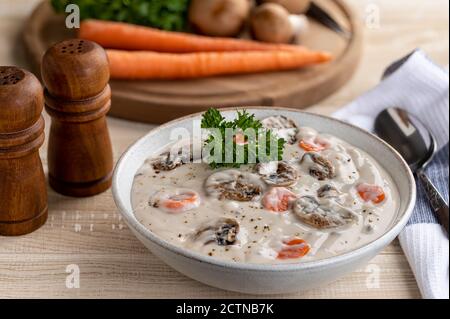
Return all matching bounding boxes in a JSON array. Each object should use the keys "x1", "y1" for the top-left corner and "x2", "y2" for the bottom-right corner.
[{"x1": 333, "y1": 50, "x2": 449, "y2": 299}]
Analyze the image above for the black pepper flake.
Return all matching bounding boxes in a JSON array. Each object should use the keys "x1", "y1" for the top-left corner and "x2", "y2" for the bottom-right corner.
[
  {"x1": 208, "y1": 252, "x2": 213, "y2": 256},
  {"x1": 254, "y1": 225, "x2": 258, "y2": 230}
]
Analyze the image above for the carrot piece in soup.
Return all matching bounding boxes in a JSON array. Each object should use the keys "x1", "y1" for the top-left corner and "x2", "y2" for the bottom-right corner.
[
  {"x1": 277, "y1": 238, "x2": 311, "y2": 260},
  {"x1": 263, "y1": 187, "x2": 297, "y2": 212},
  {"x1": 357, "y1": 183, "x2": 386, "y2": 204},
  {"x1": 299, "y1": 140, "x2": 326, "y2": 152}
]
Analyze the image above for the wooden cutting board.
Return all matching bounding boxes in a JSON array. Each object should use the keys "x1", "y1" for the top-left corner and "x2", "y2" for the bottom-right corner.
[{"x1": 23, "y1": 0, "x2": 362, "y2": 124}]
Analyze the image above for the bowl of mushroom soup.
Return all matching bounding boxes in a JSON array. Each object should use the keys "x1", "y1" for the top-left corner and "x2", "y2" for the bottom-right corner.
[{"x1": 112, "y1": 107, "x2": 416, "y2": 294}]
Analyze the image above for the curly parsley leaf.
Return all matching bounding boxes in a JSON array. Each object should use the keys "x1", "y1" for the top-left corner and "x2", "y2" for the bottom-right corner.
[
  {"x1": 51, "y1": 0, "x2": 191, "y2": 31},
  {"x1": 201, "y1": 108, "x2": 286, "y2": 169}
]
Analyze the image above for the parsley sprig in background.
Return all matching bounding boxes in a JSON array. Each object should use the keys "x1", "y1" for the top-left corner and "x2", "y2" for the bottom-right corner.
[{"x1": 51, "y1": 0, "x2": 191, "y2": 31}]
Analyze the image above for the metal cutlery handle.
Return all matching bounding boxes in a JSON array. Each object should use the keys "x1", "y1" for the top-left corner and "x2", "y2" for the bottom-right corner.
[
  {"x1": 417, "y1": 170, "x2": 449, "y2": 236},
  {"x1": 306, "y1": 2, "x2": 351, "y2": 39}
]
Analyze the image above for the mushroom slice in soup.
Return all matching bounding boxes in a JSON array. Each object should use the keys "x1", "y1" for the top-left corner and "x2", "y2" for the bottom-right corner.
[
  {"x1": 317, "y1": 184, "x2": 340, "y2": 198},
  {"x1": 205, "y1": 170, "x2": 264, "y2": 201},
  {"x1": 261, "y1": 115, "x2": 299, "y2": 144},
  {"x1": 293, "y1": 196, "x2": 357, "y2": 229},
  {"x1": 300, "y1": 152, "x2": 335, "y2": 180},
  {"x1": 149, "y1": 189, "x2": 201, "y2": 214},
  {"x1": 192, "y1": 218, "x2": 240, "y2": 246},
  {"x1": 255, "y1": 161, "x2": 299, "y2": 187},
  {"x1": 151, "y1": 151, "x2": 191, "y2": 171}
]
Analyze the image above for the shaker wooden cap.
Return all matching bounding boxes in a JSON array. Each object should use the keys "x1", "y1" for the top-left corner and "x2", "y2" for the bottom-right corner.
[
  {"x1": 0, "y1": 66, "x2": 43, "y2": 133},
  {"x1": 41, "y1": 39, "x2": 110, "y2": 100}
]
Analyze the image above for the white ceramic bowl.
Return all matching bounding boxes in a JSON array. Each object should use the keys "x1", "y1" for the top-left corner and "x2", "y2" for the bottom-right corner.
[{"x1": 112, "y1": 107, "x2": 416, "y2": 295}]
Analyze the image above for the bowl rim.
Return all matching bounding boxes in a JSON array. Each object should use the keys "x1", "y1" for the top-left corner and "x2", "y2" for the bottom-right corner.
[{"x1": 112, "y1": 106, "x2": 416, "y2": 272}]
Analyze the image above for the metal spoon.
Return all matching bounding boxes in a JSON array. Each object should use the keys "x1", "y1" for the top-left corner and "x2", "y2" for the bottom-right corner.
[{"x1": 375, "y1": 107, "x2": 449, "y2": 235}]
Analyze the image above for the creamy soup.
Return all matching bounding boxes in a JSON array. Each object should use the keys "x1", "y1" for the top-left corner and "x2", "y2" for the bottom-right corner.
[{"x1": 131, "y1": 116, "x2": 399, "y2": 264}]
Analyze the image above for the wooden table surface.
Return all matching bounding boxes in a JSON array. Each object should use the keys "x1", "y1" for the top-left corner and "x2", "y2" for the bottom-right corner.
[{"x1": 0, "y1": 0, "x2": 448, "y2": 299}]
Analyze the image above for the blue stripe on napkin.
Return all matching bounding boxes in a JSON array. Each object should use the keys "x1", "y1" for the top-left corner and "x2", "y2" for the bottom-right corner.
[{"x1": 408, "y1": 144, "x2": 449, "y2": 225}]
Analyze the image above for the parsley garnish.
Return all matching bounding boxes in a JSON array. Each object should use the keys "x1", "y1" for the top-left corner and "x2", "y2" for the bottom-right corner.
[{"x1": 201, "y1": 108, "x2": 285, "y2": 169}]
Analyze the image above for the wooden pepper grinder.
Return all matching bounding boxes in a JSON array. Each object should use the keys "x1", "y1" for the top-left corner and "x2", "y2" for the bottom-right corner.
[
  {"x1": 0, "y1": 66, "x2": 48, "y2": 236},
  {"x1": 41, "y1": 39, "x2": 113, "y2": 197}
]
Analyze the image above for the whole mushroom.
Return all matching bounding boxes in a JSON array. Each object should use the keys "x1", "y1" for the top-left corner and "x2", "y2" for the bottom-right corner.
[
  {"x1": 261, "y1": 0, "x2": 311, "y2": 14},
  {"x1": 250, "y1": 3, "x2": 294, "y2": 43},
  {"x1": 189, "y1": 0, "x2": 251, "y2": 37}
]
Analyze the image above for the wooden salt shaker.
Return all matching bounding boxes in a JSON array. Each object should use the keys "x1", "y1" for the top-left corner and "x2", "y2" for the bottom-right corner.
[
  {"x1": 41, "y1": 39, "x2": 113, "y2": 197},
  {"x1": 0, "y1": 66, "x2": 48, "y2": 236}
]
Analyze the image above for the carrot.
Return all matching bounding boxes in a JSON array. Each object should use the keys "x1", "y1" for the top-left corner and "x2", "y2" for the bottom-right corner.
[
  {"x1": 163, "y1": 192, "x2": 199, "y2": 210},
  {"x1": 299, "y1": 140, "x2": 326, "y2": 152},
  {"x1": 233, "y1": 133, "x2": 248, "y2": 145},
  {"x1": 155, "y1": 190, "x2": 201, "y2": 214},
  {"x1": 79, "y1": 19, "x2": 309, "y2": 53},
  {"x1": 106, "y1": 49, "x2": 332, "y2": 80},
  {"x1": 262, "y1": 187, "x2": 298, "y2": 213},
  {"x1": 277, "y1": 238, "x2": 310, "y2": 260},
  {"x1": 357, "y1": 183, "x2": 386, "y2": 204}
]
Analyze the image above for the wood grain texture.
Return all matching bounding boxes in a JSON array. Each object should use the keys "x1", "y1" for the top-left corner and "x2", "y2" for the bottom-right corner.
[
  {"x1": 0, "y1": 67, "x2": 47, "y2": 236},
  {"x1": 0, "y1": 0, "x2": 449, "y2": 298},
  {"x1": 23, "y1": 0, "x2": 363, "y2": 124},
  {"x1": 42, "y1": 39, "x2": 114, "y2": 197}
]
